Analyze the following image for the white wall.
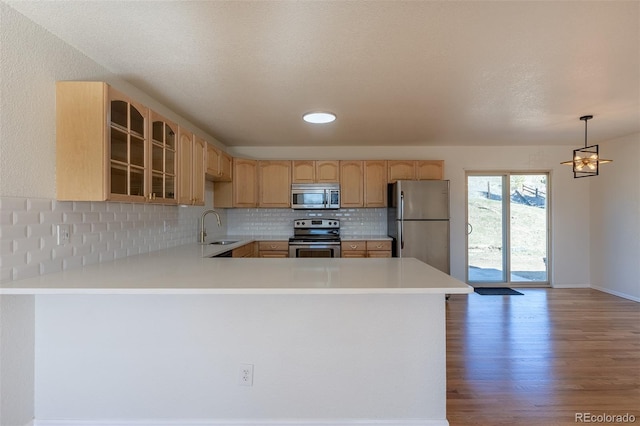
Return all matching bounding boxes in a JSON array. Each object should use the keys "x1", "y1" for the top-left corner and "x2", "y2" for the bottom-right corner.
[
  {"x1": 590, "y1": 133, "x2": 640, "y2": 301},
  {"x1": 0, "y1": 295, "x2": 35, "y2": 426},
  {"x1": 232, "y1": 145, "x2": 593, "y2": 287},
  {"x1": 35, "y1": 294, "x2": 447, "y2": 423}
]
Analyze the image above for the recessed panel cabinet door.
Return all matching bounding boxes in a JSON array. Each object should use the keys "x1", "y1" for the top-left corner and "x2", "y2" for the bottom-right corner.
[
  {"x1": 258, "y1": 161, "x2": 291, "y2": 207},
  {"x1": 364, "y1": 160, "x2": 387, "y2": 207},
  {"x1": 233, "y1": 158, "x2": 258, "y2": 207},
  {"x1": 177, "y1": 129, "x2": 193, "y2": 205},
  {"x1": 340, "y1": 160, "x2": 364, "y2": 207}
]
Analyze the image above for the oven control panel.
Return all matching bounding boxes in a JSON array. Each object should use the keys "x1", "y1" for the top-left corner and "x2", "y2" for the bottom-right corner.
[{"x1": 293, "y1": 219, "x2": 340, "y2": 228}]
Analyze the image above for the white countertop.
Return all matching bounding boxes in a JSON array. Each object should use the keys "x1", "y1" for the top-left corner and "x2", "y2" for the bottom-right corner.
[{"x1": 0, "y1": 242, "x2": 472, "y2": 295}]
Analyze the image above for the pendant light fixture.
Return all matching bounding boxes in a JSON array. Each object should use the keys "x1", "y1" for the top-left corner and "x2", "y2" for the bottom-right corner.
[{"x1": 561, "y1": 115, "x2": 612, "y2": 178}]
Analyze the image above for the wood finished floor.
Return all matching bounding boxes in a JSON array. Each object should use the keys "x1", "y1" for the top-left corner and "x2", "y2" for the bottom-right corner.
[{"x1": 446, "y1": 289, "x2": 640, "y2": 426}]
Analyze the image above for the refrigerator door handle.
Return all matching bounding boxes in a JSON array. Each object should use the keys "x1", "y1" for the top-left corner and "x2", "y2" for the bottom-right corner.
[{"x1": 400, "y1": 191, "x2": 405, "y2": 250}]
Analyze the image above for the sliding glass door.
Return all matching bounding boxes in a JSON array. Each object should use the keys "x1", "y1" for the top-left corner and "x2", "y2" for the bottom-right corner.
[{"x1": 466, "y1": 173, "x2": 549, "y2": 285}]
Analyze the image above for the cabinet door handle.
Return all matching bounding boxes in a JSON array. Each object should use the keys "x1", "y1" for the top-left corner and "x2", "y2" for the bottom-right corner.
[{"x1": 350, "y1": 244, "x2": 358, "y2": 249}]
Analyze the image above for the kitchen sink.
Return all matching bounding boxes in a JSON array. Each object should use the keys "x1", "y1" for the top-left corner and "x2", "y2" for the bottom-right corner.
[{"x1": 209, "y1": 240, "x2": 239, "y2": 245}]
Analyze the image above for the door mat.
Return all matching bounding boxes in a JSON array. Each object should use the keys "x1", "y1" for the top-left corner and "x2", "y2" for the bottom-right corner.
[{"x1": 474, "y1": 287, "x2": 524, "y2": 296}]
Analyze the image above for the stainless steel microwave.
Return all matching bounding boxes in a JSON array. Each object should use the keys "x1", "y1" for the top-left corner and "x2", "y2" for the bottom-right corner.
[{"x1": 291, "y1": 184, "x2": 340, "y2": 209}]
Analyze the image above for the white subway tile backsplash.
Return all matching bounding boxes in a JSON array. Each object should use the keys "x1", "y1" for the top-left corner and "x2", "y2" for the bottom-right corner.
[
  {"x1": 1, "y1": 193, "x2": 385, "y2": 284},
  {"x1": 0, "y1": 196, "x2": 207, "y2": 283},
  {"x1": 226, "y1": 208, "x2": 388, "y2": 237}
]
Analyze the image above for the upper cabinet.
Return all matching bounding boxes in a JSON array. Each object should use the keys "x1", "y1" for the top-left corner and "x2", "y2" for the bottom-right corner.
[
  {"x1": 416, "y1": 160, "x2": 444, "y2": 180},
  {"x1": 206, "y1": 144, "x2": 232, "y2": 182},
  {"x1": 364, "y1": 160, "x2": 387, "y2": 207},
  {"x1": 387, "y1": 160, "x2": 416, "y2": 182},
  {"x1": 292, "y1": 160, "x2": 340, "y2": 183},
  {"x1": 57, "y1": 81, "x2": 148, "y2": 202},
  {"x1": 149, "y1": 111, "x2": 177, "y2": 204},
  {"x1": 177, "y1": 130, "x2": 205, "y2": 206},
  {"x1": 258, "y1": 160, "x2": 291, "y2": 208},
  {"x1": 340, "y1": 161, "x2": 364, "y2": 208},
  {"x1": 388, "y1": 160, "x2": 444, "y2": 182},
  {"x1": 213, "y1": 158, "x2": 258, "y2": 208},
  {"x1": 341, "y1": 160, "x2": 387, "y2": 208},
  {"x1": 56, "y1": 81, "x2": 210, "y2": 205}
]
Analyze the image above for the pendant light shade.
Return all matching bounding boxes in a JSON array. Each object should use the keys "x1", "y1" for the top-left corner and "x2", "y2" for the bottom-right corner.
[{"x1": 561, "y1": 115, "x2": 612, "y2": 178}]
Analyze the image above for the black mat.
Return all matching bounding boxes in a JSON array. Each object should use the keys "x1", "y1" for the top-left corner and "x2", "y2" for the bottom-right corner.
[{"x1": 474, "y1": 287, "x2": 523, "y2": 296}]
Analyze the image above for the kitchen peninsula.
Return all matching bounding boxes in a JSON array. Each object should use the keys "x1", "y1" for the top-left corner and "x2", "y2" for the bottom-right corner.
[{"x1": 1, "y1": 242, "x2": 471, "y2": 426}]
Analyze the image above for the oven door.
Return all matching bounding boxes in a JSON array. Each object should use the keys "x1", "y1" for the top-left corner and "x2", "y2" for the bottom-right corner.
[{"x1": 289, "y1": 243, "x2": 341, "y2": 258}]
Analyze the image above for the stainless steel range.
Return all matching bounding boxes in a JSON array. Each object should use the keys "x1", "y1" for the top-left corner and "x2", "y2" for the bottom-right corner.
[{"x1": 288, "y1": 218, "x2": 341, "y2": 258}]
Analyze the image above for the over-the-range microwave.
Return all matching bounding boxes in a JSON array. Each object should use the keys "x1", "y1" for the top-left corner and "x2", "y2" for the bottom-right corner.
[{"x1": 291, "y1": 183, "x2": 340, "y2": 209}]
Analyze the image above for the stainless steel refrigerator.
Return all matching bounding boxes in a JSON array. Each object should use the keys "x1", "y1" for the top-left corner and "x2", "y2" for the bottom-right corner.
[{"x1": 387, "y1": 180, "x2": 450, "y2": 274}]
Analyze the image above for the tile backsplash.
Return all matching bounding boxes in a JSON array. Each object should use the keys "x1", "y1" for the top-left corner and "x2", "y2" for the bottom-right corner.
[
  {"x1": 0, "y1": 194, "x2": 386, "y2": 283},
  {"x1": 0, "y1": 196, "x2": 214, "y2": 283},
  {"x1": 227, "y1": 208, "x2": 387, "y2": 237}
]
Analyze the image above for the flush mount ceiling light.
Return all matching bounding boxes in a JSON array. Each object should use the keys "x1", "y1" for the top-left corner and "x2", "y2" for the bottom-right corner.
[
  {"x1": 561, "y1": 115, "x2": 612, "y2": 178},
  {"x1": 302, "y1": 112, "x2": 336, "y2": 124}
]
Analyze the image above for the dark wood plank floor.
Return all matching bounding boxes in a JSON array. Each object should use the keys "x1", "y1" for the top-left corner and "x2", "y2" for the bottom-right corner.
[{"x1": 446, "y1": 288, "x2": 640, "y2": 426}]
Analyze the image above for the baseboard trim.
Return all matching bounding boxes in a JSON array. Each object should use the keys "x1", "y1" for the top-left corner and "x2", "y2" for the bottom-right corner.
[
  {"x1": 550, "y1": 283, "x2": 590, "y2": 289},
  {"x1": 591, "y1": 285, "x2": 640, "y2": 302},
  {"x1": 34, "y1": 419, "x2": 449, "y2": 426}
]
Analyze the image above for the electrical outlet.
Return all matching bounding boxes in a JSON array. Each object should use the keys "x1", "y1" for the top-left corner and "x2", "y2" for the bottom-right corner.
[
  {"x1": 239, "y1": 363, "x2": 254, "y2": 386},
  {"x1": 56, "y1": 224, "x2": 70, "y2": 245}
]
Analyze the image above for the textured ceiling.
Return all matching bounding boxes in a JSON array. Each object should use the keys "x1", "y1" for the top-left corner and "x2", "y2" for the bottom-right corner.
[{"x1": 6, "y1": 1, "x2": 640, "y2": 147}]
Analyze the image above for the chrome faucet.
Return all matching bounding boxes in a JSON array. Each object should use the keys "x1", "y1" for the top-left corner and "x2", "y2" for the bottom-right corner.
[{"x1": 200, "y1": 209, "x2": 222, "y2": 243}]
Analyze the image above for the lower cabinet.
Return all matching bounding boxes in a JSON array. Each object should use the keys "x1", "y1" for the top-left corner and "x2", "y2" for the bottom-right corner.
[
  {"x1": 366, "y1": 240, "x2": 392, "y2": 257},
  {"x1": 258, "y1": 241, "x2": 289, "y2": 258},
  {"x1": 342, "y1": 240, "x2": 392, "y2": 258},
  {"x1": 232, "y1": 242, "x2": 256, "y2": 258},
  {"x1": 341, "y1": 241, "x2": 367, "y2": 258}
]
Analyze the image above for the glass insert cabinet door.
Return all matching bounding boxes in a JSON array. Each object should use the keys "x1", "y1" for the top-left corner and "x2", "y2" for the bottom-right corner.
[
  {"x1": 466, "y1": 173, "x2": 550, "y2": 285},
  {"x1": 109, "y1": 93, "x2": 148, "y2": 201},
  {"x1": 150, "y1": 112, "x2": 178, "y2": 203}
]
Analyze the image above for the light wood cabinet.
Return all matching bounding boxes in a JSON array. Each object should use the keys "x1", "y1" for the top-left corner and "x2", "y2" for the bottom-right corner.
[
  {"x1": 56, "y1": 81, "x2": 149, "y2": 202},
  {"x1": 387, "y1": 160, "x2": 416, "y2": 182},
  {"x1": 317, "y1": 161, "x2": 340, "y2": 182},
  {"x1": 292, "y1": 160, "x2": 340, "y2": 183},
  {"x1": 149, "y1": 112, "x2": 177, "y2": 204},
  {"x1": 232, "y1": 242, "x2": 256, "y2": 258},
  {"x1": 206, "y1": 144, "x2": 232, "y2": 182},
  {"x1": 364, "y1": 160, "x2": 387, "y2": 207},
  {"x1": 340, "y1": 160, "x2": 364, "y2": 208},
  {"x1": 342, "y1": 240, "x2": 392, "y2": 258},
  {"x1": 341, "y1": 241, "x2": 367, "y2": 258},
  {"x1": 219, "y1": 151, "x2": 232, "y2": 181},
  {"x1": 366, "y1": 240, "x2": 392, "y2": 257},
  {"x1": 177, "y1": 131, "x2": 205, "y2": 206},
  {"x1": 416, "y1": 160, "x2": 444, "y2": 180},
  {"x1": 388, "y1": 160, "x2": 444, "y2": 182},
  {"x1": 214, "y1": 158, "x2": 258, "y2": 208},
  {"x1": 258, "y1": 160, "x2": 291, "y2": 208},
  {"x1": 258, "y1": 241, "x2": 289, "y2": 258},
  {"x1": 192, "y1": 136, "x2": 206, "y2": 206}
]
